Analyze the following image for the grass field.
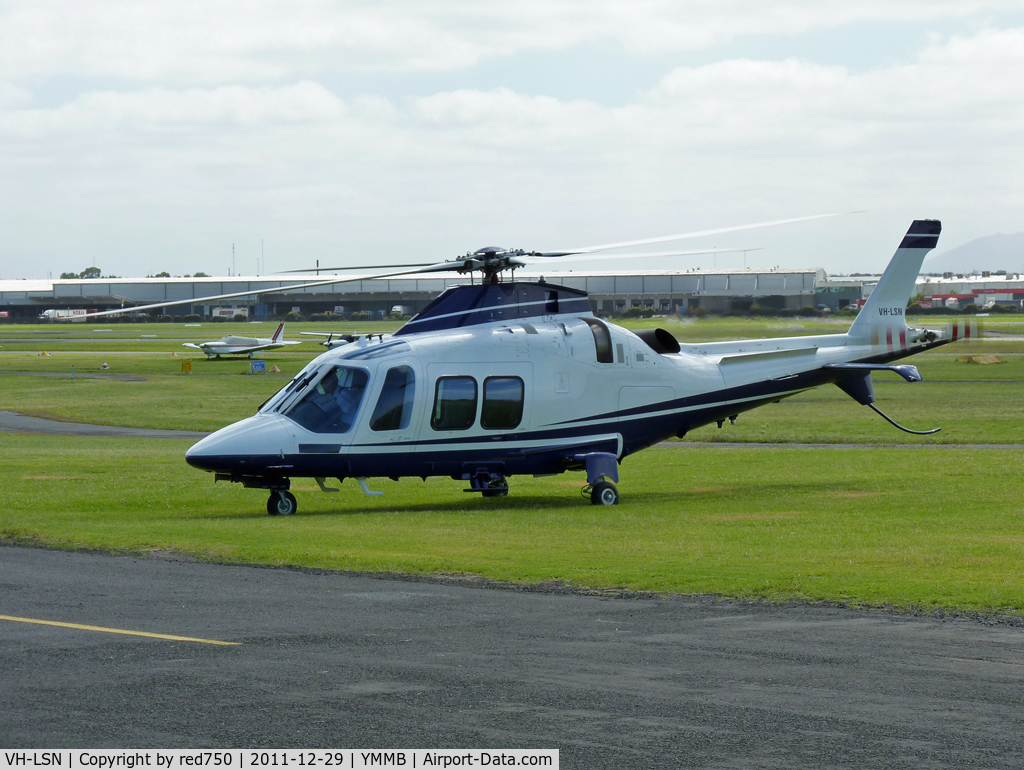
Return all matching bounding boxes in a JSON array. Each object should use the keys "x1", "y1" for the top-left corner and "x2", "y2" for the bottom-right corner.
[
  {"x1": 2, "y1": 315, "x2": 1023, "y2": 613},
  {"x1": 2, "y1": 434, "x2": 1022, "y2": 612},
  {"x1": 2, "y1": 346, "x2": 1022, "y2": 439},
  {"x1": 0, "y1": 319, "x2": 403, "y2": 353}
]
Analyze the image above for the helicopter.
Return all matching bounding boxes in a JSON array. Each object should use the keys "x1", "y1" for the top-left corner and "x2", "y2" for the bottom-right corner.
[{"x1": 167, "y1": 217, "x2": 968, "y2": 515}]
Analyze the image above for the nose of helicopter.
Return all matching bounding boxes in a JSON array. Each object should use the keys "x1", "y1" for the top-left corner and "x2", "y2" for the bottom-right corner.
[{"x1": 186, "y1": 414, "x2": 294, "y2": 473}]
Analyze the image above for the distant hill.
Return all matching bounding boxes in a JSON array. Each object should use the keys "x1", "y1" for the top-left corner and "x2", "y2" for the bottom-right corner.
[{"x1": 923, "y1": 231, "x2": 1024, "y2": 275}]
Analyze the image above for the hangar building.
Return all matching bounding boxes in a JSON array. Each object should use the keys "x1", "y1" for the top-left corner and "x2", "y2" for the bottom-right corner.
[{"x1": 1, "y1": 267, "x2": 834, "y2": 321}]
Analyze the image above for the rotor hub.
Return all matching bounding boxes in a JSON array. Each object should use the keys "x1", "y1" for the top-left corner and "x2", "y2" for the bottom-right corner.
[{"x1": 448, "y1": 247, "x2": 530, "y2": 281}]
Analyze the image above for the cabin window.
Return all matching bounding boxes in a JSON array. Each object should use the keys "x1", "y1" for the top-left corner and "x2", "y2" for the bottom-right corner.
[
  {"x1": 285, "y1": 366, "x2": 368, "y2": 434},
  {"x1": 431, "y1": 376, "x2": 477, "y2": 431},
  {"x1": 583, "y1": 318, "x2": 614, "y2": 363},
  {"x1": 370, "y1": 365, "x2": 416, "y2": 431},
  {"x1": 481, "y1": 376, "x2": 524, "y2": 430}
]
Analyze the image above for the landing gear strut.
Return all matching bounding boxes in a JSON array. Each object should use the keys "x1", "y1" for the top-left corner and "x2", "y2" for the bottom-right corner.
[
  {"x1": 463, "y1": 468, "x2": 509, "y2": 497},
  {"x1": 481, "y1": 479, "x2": 509, "y2": 498},
  {"x1": 570, "y1": 451, "x2": 620, "y2": 505},
  {"x1": 267, "y1": 490, "x2": 297, "y2": 516}
]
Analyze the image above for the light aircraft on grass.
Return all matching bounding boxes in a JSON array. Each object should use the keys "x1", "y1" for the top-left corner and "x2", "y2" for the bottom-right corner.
[
  {"x1": 168, "y1": 217, "x2": 971, "y2": 515},
  {"x1": 183, "y1": 322, "x2": 301, "y2": 359}
]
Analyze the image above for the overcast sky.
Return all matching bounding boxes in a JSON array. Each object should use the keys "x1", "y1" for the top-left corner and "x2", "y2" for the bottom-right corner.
[{"x1": 2, "y1": 1, "x2": 1023, "y2": 280}]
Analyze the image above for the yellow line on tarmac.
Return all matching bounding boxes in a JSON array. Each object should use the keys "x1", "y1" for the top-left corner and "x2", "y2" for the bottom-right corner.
[{"x1": 0, "y1": 614, "x2": 241, "y2": 646}]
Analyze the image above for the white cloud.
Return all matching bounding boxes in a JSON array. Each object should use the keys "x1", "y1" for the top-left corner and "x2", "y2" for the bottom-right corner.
[
  {"x1": 1, "y1": 0, "x2": 1021, "y2": 82},
  {"x1": 0, "y1": 79, "x2": 31, "y2": 107},
  {"x1": 403, "y1": 25, "x2": 1024, "y2": 168},
  {"x1": 3, "y1": 81, "x2": 346, "y2": 135},
  {"x1": 1, "y1": 9, "x2": 1023, "y2": 278}
]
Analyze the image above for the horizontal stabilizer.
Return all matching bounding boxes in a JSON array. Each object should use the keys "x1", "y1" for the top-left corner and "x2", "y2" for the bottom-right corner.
[{"x1": 825, "y1": 363, "x2": 923, "y2": 382}]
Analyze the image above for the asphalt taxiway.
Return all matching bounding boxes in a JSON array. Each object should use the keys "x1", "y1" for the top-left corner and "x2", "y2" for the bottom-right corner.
[
  {"x1": 2, "y1": 544, "x2": 1024, "y2": 767},
  {"x1": 0, "y1": 410, "x2": 209, "y2": 439}
]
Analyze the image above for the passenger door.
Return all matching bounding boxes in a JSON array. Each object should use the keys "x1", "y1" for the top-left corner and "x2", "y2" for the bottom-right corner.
[{"x1": 351, "y1": 359, "x2": 425, "y2": 448}]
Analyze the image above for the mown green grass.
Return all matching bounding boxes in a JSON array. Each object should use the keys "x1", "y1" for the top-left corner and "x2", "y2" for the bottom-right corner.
[
  {"x1": 0, "y1": 349, "x2": 312, "y2": 375},
  {"x1": 683, "y1": 372, "x2": 1024, "y2": 444},
  {"x1": 0, "y1": 320, "x2": 406, "y2": 335},
  {"x1": 3, "y1": 346, "x2": 1023, "y2": 439},
  {"x1": 680, "y1": 347, "x2": 1024, "y2": 443},
  {"x1": 2, "y1": 314, "x2": 1019, "y2": 353},
  {"x1": 0, "y1": 341, "x2": 324, "y2": 354},
  {"x1": 0, "y1": 371, "x2": 288, "y2": 432},
  {"x1": 0, "y1": 320, "x2": 402, "y2": 349},
  {"x1": 0, "y1": 345, "x2": 317, "y2": 431},
  {"x1": 2, "y1": 434, "x2": 1022, "y2": 612},
  {"x1": 3, "y1": 314, "x2": 1024, "y2": 612}
]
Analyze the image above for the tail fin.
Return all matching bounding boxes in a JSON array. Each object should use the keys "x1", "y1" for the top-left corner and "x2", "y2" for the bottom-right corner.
[
  {"x1": 847, "y1": 220, "x2": 940, "y2": 343},
  {"x1": 271, "y1": 322, "x2": 285, "y2": 342}
]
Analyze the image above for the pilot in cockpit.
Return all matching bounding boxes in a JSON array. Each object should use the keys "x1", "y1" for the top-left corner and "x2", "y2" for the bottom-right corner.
[{"x1": 286, "y1": 366, "x2": 368, "y2": 434}]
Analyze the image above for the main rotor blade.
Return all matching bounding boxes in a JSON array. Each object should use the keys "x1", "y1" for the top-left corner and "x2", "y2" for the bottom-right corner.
[
  {"x1": 519, "y1": 247, "x2": 764, "y2": 265},
  {"x1": 85, "y1": 262, "x2": 462, "y2": 319},
  {"x1": 537, "y1": 211, "x2": 862, "y2": 256},
  {"x1": 87, "y1": 212, "x2": 854, "y2": 317},
  {"x1": 278, "y1": 212, "x2": 855, "y2": 271},
  {"x1": 278, "y1": 262, "x2": 437, "y2": 274}
]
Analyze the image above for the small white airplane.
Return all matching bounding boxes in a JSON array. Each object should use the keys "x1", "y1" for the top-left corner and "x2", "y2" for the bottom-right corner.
[
  {"x1": 183, "y1": 322, "x2": 302, "y2": 359},
  {"x1": 177, "y1": 218, "x2": 971, "y2": 515}
]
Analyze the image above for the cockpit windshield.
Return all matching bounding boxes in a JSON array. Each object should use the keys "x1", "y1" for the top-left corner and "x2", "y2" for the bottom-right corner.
[
  {"x1": 284, "y1": 366, "x2": 369, "y2": 434},
  {"x1": 259, "y1": 362, "x2": 320, "y2": 414}
]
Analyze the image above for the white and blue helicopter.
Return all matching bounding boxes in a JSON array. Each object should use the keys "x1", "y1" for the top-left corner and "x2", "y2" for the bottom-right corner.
[{"x1": 161, "y1": 218, "x2": 969, "y2": 515}]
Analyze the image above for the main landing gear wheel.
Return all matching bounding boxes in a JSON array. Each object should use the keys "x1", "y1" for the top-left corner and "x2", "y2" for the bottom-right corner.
[
  {"x1": 481, "y1": 482, "x2": 509, "y2": 498},
  {"x1": 267, "y1": 490, "x2": 297, "y2": 516},
  {"x1": 590, "y1": 480, "x2": 619, "y2": 506}
]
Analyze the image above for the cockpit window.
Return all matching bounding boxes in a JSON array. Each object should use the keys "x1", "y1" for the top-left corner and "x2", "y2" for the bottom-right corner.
[
  {"x1": 285, "y1": 366, "x2": 368, "y2": 434},
  {"x1": 259, "y1": 363, "x2": 319, "y2": 413},
  {"x1": 370, "y1": 365, "x2": 416, "y2": 431}
]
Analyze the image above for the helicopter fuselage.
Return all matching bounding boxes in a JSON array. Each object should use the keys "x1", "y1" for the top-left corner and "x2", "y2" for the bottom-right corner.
[
  {"x1": 184, "y1": 220, "x2": 958, "y2": 512},
  {"x1": 184, "y1": 283, "x2": 946, "y2": 495}
]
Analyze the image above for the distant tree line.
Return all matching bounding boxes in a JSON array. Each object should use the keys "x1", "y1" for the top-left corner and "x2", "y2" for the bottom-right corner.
[
  {"x1": 60, "y1": 267, "x2": 109, "y2": 279},
  {"x1": 59, "y1": 267, "x2": 210, "y2": 279}
]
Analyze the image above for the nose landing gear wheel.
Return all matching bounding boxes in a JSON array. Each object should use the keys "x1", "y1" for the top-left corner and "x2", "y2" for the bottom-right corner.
[
  {"x1": 590, "y1": 480, "x2": 619, "y2": 506},
  {"x1": 267, "y1": 490, "x2": 297, "y2": 516}
]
